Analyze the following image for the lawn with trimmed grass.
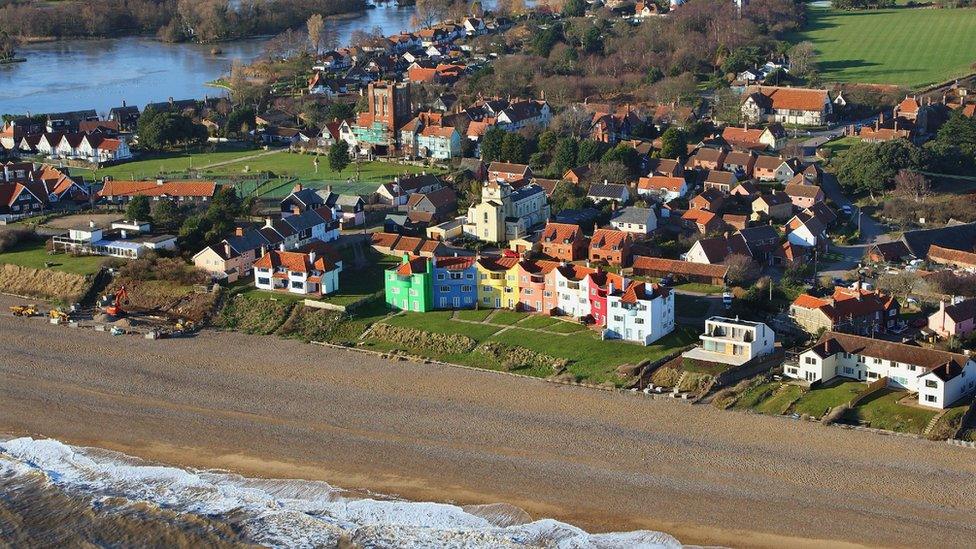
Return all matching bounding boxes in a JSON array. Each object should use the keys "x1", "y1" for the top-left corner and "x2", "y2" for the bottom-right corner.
[
  {"x1": 791, "y1": 380, "x2": 864, "y2": 419},
  {"x1": 456, "y1": 308, "x2": 493, "y2": 322},
  {"x1": 370, "y1": 312, "x2": 697, "y2": 385},
  {"x1": 0, "y1": 242, "x2": 106, "y2": 275},
  {"x1": 791, "y1": 7, "x2": 976, "y2": 88},
  {"x1": 847, "y1": 389, "x2": 938, "y2": 434},
  {"x1": 755, "y1": 385, "x2": 806, "y2": 415},
  {"x1": 675, "y1": 283, "x2": 725, "y2": 295},
  {"x1": 517, "y1": 315, "x2": 562, "y2": 329},
  {"x1": 488, "y1": 310, "x2": 531, "y2": 325},
  {"x1": 546, "y1": 321, "x2": 589, "y2": 334},
  {"x1": 733, "y1": 381, "x2": 781, "y2": 410}
]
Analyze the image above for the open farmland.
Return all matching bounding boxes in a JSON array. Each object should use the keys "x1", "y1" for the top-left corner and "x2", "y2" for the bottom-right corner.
[{"x1": 792, "y1": 7, "x2": 976, "y2": 88}]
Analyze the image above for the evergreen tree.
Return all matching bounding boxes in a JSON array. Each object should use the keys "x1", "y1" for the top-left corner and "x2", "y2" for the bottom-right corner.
[
  {"x1": 125, "y1": 195, "x2": 151, "y2": 222},
  {"x1": 659, "y1": 127, "x2": 687, "y2": 160},
  {"x1": 480, "y1": 127, "x2": 506, "y2": 163},
  {"x1": 329, "y1": 141, "x2": 351, "y2": 174}
]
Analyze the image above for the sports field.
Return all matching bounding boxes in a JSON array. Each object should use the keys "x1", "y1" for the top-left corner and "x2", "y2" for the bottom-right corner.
[{"x1": 793, "y1": 7, "x2": 976, "y2": 88}]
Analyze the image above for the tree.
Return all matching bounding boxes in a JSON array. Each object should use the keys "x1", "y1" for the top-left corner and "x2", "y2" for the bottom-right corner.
[
  {"x1": 225, "y1": 107, "x2": 255, "y2": 138},
  {"x1": 563, "y1": 0, "x2": 585, "y2": 16},
  {"x1": 723, "y1": 254, "x2": 761, "y2": 285},
  {"x1": 126, "y1": 195, "x2": 151, "y2": 222},
  {"x1": 480, "y1": 127, "x2": 506, "y2": 163},
  {"x1": 576, "y1": 139, "x2": 603, "y2": 166},
  {"x1": 152, "y1": 199, "x2": 184, "y2": 231},
  {"x1": 412, "y1": 0, "x2": 451, "y2": 29},
  {"x1": 836, "y1": 139, "x2": 922, "y2": 198},
  {"x1": 0, "y1": 31, "x2": 18, "y2": 61},
  {"x1": 589, "y1": 161, "x2": 630, "y2": 185},
  {"x1": 712, "y1": 88, "x2": 742, "y2": 125},
  {"x1": 550, "y1": 137, "x2": 578, "y2": 176},
  {"x1": 329, "y1": 140, "x2": 351, "y2": 174},
  {"x1": 788, "y1": 41, "x2": 818, "y2": 77},
  {"x1": 893, "y1": 169, "x2": 930, "y2": 203},
  {"x1": 501, "y1": 132, "x2": 529, "y2": 163},
  {"x1": 307, "y1": 14, "x2": 324, "y2": 54},
  {"x1": 659, "y1": 127, "x2": 687, "y2": 160},
  {"x1": 878, "y1": 270, "x2": 922, "y2": 299},
  {"x1": 601, "y1": 144, "x2": 639, "y2": 177}
]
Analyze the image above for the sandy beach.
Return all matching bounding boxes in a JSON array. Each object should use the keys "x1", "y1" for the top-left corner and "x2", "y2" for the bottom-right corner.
[{"x1": 2, "y1": 302, "x2": 975, "y2": 548}]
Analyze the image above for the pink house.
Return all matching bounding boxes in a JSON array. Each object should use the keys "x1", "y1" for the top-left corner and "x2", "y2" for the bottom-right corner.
[
  {"x1": 784, "y1": 183, "x2": 824, "y2": 210},
  {"x1": 586, "y1": 270, "x2": 625, "y2": 326},
  {"x1": 928, "y1": 299, "x2": 976, "y2": 339}
]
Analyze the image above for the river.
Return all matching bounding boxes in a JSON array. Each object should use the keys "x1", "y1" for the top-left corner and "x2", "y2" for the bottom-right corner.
[{"x1": 0, "y1": 3, "x2": 422, "y2": 116}]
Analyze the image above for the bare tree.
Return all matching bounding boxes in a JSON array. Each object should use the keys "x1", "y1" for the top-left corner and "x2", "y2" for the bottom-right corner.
[
  {"x1": 412, "y1": 0, "x2": 452, "y2": 29},
  {"x1": 894, "y1": 169, "x2": 930, "y2": 203},
  {"x1": 878, "y1": 270, "x2": 922, "y2": 299},
  {"x1": 788, "y1": 41, "x2": 817, "y2": 76},
  {"x1": 722, "y1": 253, "x2": 761, "y2": 285},
  {"x1": 307, "y1": 14, "x2": 324, "y2": 54}
]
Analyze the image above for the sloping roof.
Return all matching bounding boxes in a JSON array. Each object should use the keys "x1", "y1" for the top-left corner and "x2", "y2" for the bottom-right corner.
[
  {"x1": 632, "y1": 256, "x2": 729, "y2": 279},
  {"x1": 724, "y1": 151, "x2": 755, "y2": 166},
  {"x1": 755, "y1": 191, "x2": 791, "y2": 207},
  {"x1": 396, "y1": 256, "x2": 429, "y2": 276},
  {"x1": 692, "y1": 236, "x2": 749, "y2": 263},
  {"x1": 784, "y1": 183, "x2": 823, "y2": 199},
  {"x1": 434, "y1": 256, "x2": 476, "y2": 270},
  {"x1": 867, "y1": 241, "x2": 911, "y2": 262},
  {"x1": 638, "y1": 175, "x2": 685, "y2": 192},
  {"x1": 928, "y1": 244, "x2": 976, "y2": 267},
  {"x1": 98, "y1": 179, "x2": 217, "y2": 198},
  {"x1": 754, "y1": 155, "x2": 789, "y2": 171},
  {"x1": 722, "y1": 126, "x2": 763, "y2": 146},
  {"x1": 647, "y1": 158, "x2": 681, "y2": 175},
  {"x1": 805, "y1": 202, "x2": 837, "y2": 226},
  {"x1": 477, "y1": 256, "x2": 519, "y2": 271},
  {"x1": 590, "y1": 228, "x2": 631, "y2": 250},
  {"x1": 746, "y1": 86, "x2": 829, "y2": 111},
  {"x1": 810, "y1": 331, "x2": 968, "y2": 376},
  {"x1": 587, "y1": 182, "x2": 628, "y2": 199},
  {"x1": 616, "y1": 281, "x2": 669, "y2": 303},
  {"x1": 705, "y1": 170, "x2": 737, "y2": 186},
  {"x1": 611, "y1": 207, "x2": 655, "y2": 226},
  {"x1": 738, "y1": 224, "x2": 780, "y2": 244},
  {"x1": 488, "y1": 161, "x2": 530, "y2": 175},
  {"x1": 541, "y1": 222, "x2": 582, "y2": 243},
  {"x1": 902, "y1": 222, "x2": 976, "y2": 258}
]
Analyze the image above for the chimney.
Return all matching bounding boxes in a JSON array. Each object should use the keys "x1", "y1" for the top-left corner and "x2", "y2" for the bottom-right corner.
[
  {"x1": 308, "y1": 249, "x2": 316, "y2": 264},
  {"x1": 235, "y1": 227, "x2": 244, "y2": 237},
  {"x1": 89, "y1": 220, "x2": 95, "y2": 229},
  {"x1": 265, "y1": 217, "x2": 273, "y2": 228},
  {"x1": 122, "y1": 99, "x2": 126, "y2": 108},
  {"x1": 120, "y1": 229, "x2": 128, "y2": 239},
  {"x1": 293, "y1": 183, "x2": 303, "y2": 193},
  {"x1": 279, "y1": 243, "x2": 286, "y2": 252},
  {"x1": 156, "y1": 178, "x2": 165, "y2": 186},
  {"x1": 224, "y1": 241, "x2": 232, "y2": 258}
]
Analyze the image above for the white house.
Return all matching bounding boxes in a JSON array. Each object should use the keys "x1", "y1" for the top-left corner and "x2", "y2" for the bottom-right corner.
[
  {"x1": 51, "y1": 220, "x2": 176, "y2": 259},
  {"x1": 252, "y1": 244, "x2": 342, "y2": 296},
  {"x1": 637, "y1": 175, "x2": 688, "y2": 203},
  {"x1": 415, "y1": 126, "x2": 461, "y2": 159},
  {"x1": 784, "y1": 331, "x2": 976, "y2": 409},
  {"x1": 786, "y1": 215, "x2": 827, "y2": 249},
  {"x1": 610, "y1": 206, "x2": 657, "y2": 235},
  {"x1": 604, "y1": 281, "x2": 675, "y2": 345},
  {"x1": 553, "y1": 264, "x2": 593, "y2": 319},
  {"x1": 683, "y1": 316, "x2": 775, "y2": 366}
]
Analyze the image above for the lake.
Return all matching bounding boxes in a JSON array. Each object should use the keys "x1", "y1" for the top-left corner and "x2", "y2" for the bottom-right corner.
[{"x1": 0, "y1": 3, "x2": 422, "y2": 116}]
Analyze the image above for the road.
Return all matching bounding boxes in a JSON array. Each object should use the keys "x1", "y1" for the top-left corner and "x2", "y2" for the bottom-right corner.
[
  {"x1": 817, "y1": 172, "x2": 891, "y2": 279},
  {"x1": 2, "y1": 300, "x2": 975, "y2": 548}
]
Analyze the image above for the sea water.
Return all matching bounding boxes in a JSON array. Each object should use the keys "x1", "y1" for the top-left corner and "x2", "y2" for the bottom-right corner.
[{"x1": 0, "y1": 437, "x2": 682, "y2": 548}]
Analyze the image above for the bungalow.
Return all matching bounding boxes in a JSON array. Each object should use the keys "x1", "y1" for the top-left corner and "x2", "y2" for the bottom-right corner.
[
  {"x1": 929, "y1": 298, "x2": 976, "y2": 340},
  {"x1": 647, "y1": 158, "x2": 683, "y2": 177},
  {"x1": 57, "y1": 221, "x2": 174, "y2": 259},
  {"x1": 540, "y1": 222, "x2": 587, "y2": 262},
  {"x1": 610, "y1": 206, "x2": 657, "y2": 235},
  {"x1": 785, "y1": 331, "x2": 975, "y2": 409},
  {"x1": 703, "y1": 170, "x2": 738, "y2": 194},
  {"x1": 784, "y1": 183, "x2": 824, "y2": 209},
  {"x1": 374, "y1": 173, "x2": 444, "y2": 205},
  {"x1": 752, "y1": 192, "x2": 793, "y2": 221},
  {"x1": 637, "y1": 175, "x2": 688, "y2": 202},
  {"x1": 487, "y1": 162, "x2": 532, "y2": 184},
  {"x1": 97, "y1": 179, "x2": 217, "y2": 204},
  {"x1": 786, "y1": 213, "x2": 827, "y2": 250},
  {"x1": 790, "y1": 285, "x2": 900, "y2": 336},
  {"x1": 588, "y1": 228, "x2": 633, "y2": 267},
  {"x1": 431, "y1": 255, "x2": 478, "y2": 309},
  {"x1": 721, "y1": 124, "x2": 787, "y2": 151},
  {"x1": 587, "y1": 182, "x2": 630, "y2": 205},
  {"x1": 686, "y1": 235, "x2": 750, "y2": 265},
  {"x1": 632, "y1": 256, "x2": 729, "y2": 286},
  {"x1": 253, "y1": 242, "x2": 342, "y2": 296},
  {"x1": 604, "y1": 281, "x2": 675, "y2": 345}
]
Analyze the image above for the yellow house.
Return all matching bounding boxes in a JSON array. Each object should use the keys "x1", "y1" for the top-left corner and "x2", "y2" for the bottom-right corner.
[{"x1": 476, "y1": 256, "x2": 520, "y2": 309}]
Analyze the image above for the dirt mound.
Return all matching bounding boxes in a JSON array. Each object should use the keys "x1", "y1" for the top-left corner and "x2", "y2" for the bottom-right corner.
[
  {"x1": 106, "y1": 279, "x2": 218, "y2": 322},
  {"x1": 0, "y1": 264, "x2": 90, "y2": 302}
]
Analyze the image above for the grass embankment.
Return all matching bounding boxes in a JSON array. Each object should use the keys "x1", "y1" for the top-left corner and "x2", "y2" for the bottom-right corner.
[
  {"x1": 791, "y1": 6, "x2": 976, "y2": 88},
  {"x1": 791, "y1": 380, "x2": 863, "y2": 419},
  {"x1": 0, "y1": 241, "x2": 105, "y2": 275},
  {"x1": 0, "y1": 237, "x2": 101, "y2": 302},
  {"x1": 368, "y1": 311, "x2": 698, "y2": 386},
  {"x1": 0, "y1": 264, "x2": 90, "y2": 302},
  {"x1": 846, "y1": 389, "x2": 938, "y2": 434}
]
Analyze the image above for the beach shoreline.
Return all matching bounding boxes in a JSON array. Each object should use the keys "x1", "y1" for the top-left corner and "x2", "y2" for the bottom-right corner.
[{"x1": 1, "y1": 298, "x2": 974, "y2": 548}]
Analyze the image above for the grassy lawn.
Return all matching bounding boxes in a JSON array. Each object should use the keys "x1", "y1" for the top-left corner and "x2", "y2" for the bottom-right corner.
[
  {"x1": 819, "y1": 136, "x2": 859, "y2": 159},
  {"x1": 488, "y1": 310, "x2": 531, "y2": 325},
  {"x1": 546, "y1": 320, "x2": 589, "y2": 334},
  {"x1": 0, "y1": 242, "x2": 106, "y2": 275},
  {"x1": 755, "y1": 385, "x2": 806, "y2": 415},
  {"x1": 517, "y1": 315, "x2": 562, "y2": 329},
  {"x1": 675, "y1": 294, "x2": 712, "y2": 318},
  {"x1": 680, "y1": 357, "x2": 731, "y2": 376},
  {"x1": 456, "y1": 308, "x2": 493, "y2": 322},
  {"x1": 674, "y1": 283, "x2": 724, "y2": 295},
  {"x1": 237, "y1": 286, "x2": 307, "y2": 304},
  {"x1": 316, "y1": 254, "x2": 398, "y2": 307},
  {"x1": 791, "y1": 380, "x2": 864, "y2": 419},
  {"x1": 732, "y1": 381, "x2": 781, "y2": 410},
  {"x1": 370, "y1": 311, "x2": 697, "y2": 385},
  {"x1": 72, "y1": 145, "x2": 265, "y2": 180},
  {"x1": 791, "y1": 6, "x2": 976, "y2": 88},
  {"x1": 847, "y1": 389, "x2": 938, "y2": 434}
]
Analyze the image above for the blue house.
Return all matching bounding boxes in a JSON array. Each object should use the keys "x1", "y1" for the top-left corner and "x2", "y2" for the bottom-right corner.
[{"x1": 431, "y1": 255, "x2": 478, "y2": 309}]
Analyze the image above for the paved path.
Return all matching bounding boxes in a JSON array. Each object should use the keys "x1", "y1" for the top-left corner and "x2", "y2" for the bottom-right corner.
[
  {"x1": 195, "y1": 148, "x2": 286, "y2": 170},
  {"x1": 2, "y1": 300, "x2": 975, "y2": 548}
]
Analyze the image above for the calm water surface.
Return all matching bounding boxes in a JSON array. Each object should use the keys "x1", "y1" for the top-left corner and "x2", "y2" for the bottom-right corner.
[{"x1": 0, "y1": 4, "x2": 421, "y2": 115}]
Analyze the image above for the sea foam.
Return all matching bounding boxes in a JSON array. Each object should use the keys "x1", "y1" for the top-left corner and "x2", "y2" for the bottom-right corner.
[{"x1": 0, "y1": 437, "x2": 682, "y2": 548}]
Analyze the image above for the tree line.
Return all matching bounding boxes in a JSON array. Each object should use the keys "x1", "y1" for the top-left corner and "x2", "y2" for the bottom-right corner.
[{"x1": 0, "y1": 0, "x2": 364, "y2": 43}]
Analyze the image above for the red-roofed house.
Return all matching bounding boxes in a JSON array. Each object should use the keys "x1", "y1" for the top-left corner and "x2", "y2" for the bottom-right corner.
[
  {"x1": 637, "y1": 175, "x2": 688, "y2": 202},
  {"x1": 789, "y1": 285, "x2": 900, "y2": 335},
  {"x1": 98, "y1": 179, "x2": 217, "y2": 203},
  {"x1": 588, "y1": 228, "x2": 634, "y2": 266},
  {"x1": 253, "y1": 242, "x2": 342, "y2": 296},
  {"x1": 741, "y1": 86, "x2": 833, "y2": 126},
  {"x1": 604, "y1": 281, "x2": 675, "y2": 345},
  {"x1": 540, "y1": 222, "x2": 587, "y2": 261}
]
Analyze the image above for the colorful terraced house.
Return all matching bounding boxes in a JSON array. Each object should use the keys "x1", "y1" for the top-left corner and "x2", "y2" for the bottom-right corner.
[
  {"x1": 431, "y1": 255, "x2": 478, "y2": 309},
  {"x1": 476, "y1": 256, "x2": 520, "y2": 309},
  {"x1": 385, "y1": 254, "x2": 433, "y2": 312}
]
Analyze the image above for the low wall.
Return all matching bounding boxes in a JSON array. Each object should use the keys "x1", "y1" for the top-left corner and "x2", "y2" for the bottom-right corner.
[{"x1": 849, "y1": 376, "x2": 889, "y2": 408}]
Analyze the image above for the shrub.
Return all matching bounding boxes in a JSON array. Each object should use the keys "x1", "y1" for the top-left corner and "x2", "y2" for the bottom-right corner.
[
  {"x1": 115, "y1": 254, "x2": 208, "y2": 285},
  {"x1": 278, "y1": 306, "x2": 345, "y2": 342},
  {"x1": 216, "y1": 294, "x2": 294, "y2": 334},
  {"x1": 369, "y1": 323, "x2": 477, "y2": 355},
  {"x1": 651, "y1": 366, "x2": 681, "y2": 388},
  {"x1": 822, "y1": 403, "x2": 850, "y2": 426},
  {"x1": 0, "y1": 263, "x2": 88, "y2": 302},
  {"x1": 474, "y1": 341, "x2": 569, "y2": 373},
  {"x1": 678, "y1": 371, "x2": 712, "y2": 394},
  {"x1": 0, "y1": 228, "x2": 38, "y2": 252}
]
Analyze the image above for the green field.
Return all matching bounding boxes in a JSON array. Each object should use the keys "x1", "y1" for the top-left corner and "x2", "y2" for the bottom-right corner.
[
  {"x1": 374, "y1": 311, "x2": 697, "y2": 385},
  {"x1": 0, "y1": 242, "x2": 106, "y2": 275},
  {"x1": 791, "y1": 380, "x2": 863, "y2": 419},
  {"x1": 72, "y1": 146, "x2": 434, "y2": 197},
  {"x1": 846, "y1": 389, "x2": 938, "y2": 434},
  {"x1": 792, "y1": 7, "x2": 976, "y2": 88}
]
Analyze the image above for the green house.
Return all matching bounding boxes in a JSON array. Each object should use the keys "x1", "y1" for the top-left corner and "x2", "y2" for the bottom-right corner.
[{"x1": 384, "y1": 254, "x2": 432, "y2": 312}]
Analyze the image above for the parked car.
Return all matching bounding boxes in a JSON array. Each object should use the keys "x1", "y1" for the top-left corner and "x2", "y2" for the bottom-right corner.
[{"x1": 841, "y1": 204, "x2": 853, "y2": 216}]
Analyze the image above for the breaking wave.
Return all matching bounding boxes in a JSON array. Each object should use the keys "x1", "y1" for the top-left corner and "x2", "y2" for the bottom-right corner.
[{"x1": 0, "y1": 437, "x2": 682, "y2": 548}]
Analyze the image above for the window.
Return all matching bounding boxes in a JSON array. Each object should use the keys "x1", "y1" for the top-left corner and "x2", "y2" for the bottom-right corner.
[
  {"x1": 925, "y1": 379, "x2": 938, "y2": 388},
  {"x1": 436, "y1": 273, "x2": 445, "y2": 280},
  {"x1": 805, "y1": 356, "x2": 816, "y2": 365},
  {"x1": 907, "y1": 364, "x2": 916, "y2": 371},
  {"x1": 257, "y1": 277, "x2": 270, "y2": 285},
  {"x1": 867, "y1": 372, "x2": 878, "y2": 380},
  {"x1": 873, "y1": 358, "x2": 882, "y2": 365},
  {"x1": 613, "y1": 315, "x2": 623, "y2": 322},
  {"x1": 635, "y1": 318, "x2": 644, "y2": 324},
  {"x1": 291, "y1": 281, "x2": 303, "y2": 289},
  {"x1": 440, "y1": 286, "x2": 449, "y2": 293},
  {"x1": 925, "y1": 395, "x2": 937, "y2": 403}
]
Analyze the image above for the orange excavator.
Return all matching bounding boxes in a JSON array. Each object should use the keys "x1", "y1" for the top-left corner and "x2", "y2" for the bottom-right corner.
[{"x1": 104, "y1": 286, "x2": 129, "y2": 317}]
